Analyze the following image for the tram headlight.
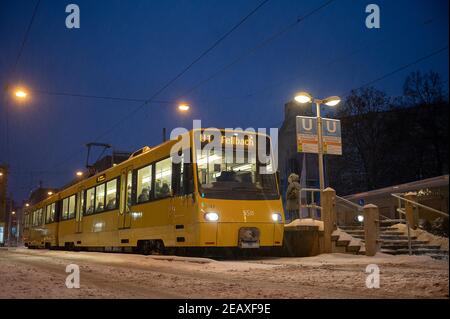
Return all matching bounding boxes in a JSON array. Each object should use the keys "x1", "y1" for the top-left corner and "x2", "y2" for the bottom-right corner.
[
  {"x1": 204, "y1": 212, "x2": 219, "y2": 221},
  {"x1": 271, "y1": 213, "x2": 282, "y2": 222}
]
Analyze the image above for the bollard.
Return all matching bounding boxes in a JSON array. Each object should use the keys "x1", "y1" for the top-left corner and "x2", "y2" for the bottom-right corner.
[
  {"x1": 404, "y1": 192, "x2": 418, "y2": 229},
  {"x1": 322, "y1": 187, "x2": 336, "y2": 254},
  {"x1": 363, "y1": 204, "x2": 380, "y2": 256}
]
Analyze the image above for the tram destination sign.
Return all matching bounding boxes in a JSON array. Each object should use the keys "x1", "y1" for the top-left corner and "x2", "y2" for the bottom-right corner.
[{"x1": 296, "y1": 116, "x2": 342, "y2": 155}]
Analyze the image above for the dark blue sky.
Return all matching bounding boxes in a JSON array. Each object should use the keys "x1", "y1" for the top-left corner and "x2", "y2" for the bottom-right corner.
[{"x1": 1, "y1": 0, "x2": 448, "y2": 202}]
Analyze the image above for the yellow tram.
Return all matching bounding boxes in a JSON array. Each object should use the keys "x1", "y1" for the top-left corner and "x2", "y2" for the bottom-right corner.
[{"x1": 22, "y1": 129, "x2": 284, "y2": 254}]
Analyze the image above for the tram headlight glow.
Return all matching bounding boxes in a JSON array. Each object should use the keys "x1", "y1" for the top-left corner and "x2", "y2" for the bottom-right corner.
[
  {"x1": 271, "y1": 213, "x2": 282, "y2": 222},
  {"x1": 204, "y1": 212, "x2": 219, "y2": 221}
]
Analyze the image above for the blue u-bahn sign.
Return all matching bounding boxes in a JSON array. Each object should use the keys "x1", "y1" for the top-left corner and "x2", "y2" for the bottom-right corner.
[{"x1": 296, "y1": 116, "x2": 342, "y2": 155}]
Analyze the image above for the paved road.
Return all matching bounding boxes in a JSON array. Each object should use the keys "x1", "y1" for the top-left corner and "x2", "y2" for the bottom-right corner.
[{"x1": 0, "y1": 248, "x2": 448, "y2": 299}]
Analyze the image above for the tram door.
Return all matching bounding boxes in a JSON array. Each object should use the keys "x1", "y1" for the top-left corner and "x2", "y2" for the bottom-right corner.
[
  {"x1": 169, "y1": 159, "x2": 195, "y2": 244},
  {"x1": 75, "y1": 187, "x2": 84, "y2": 233},
  {"x1": 119, "y1": 167, "x2": 132, "y2": 229}
]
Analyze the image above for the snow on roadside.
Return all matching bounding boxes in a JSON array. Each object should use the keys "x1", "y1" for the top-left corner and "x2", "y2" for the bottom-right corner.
[{"x1": 1, "y1": 248, "x2": 448, "y2": 299}]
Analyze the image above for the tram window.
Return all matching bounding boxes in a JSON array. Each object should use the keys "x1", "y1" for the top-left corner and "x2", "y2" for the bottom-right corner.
[
  {"x1": 127, "y1": 171, "x2": 132, "y2": 208},
  {"x1": 184, "y1": 162, "x2": 194, "y2": 194},
  {"x1": 46, "y1": 203, "x2": 56, "y2": 223},
  {"x1": 36, "y1": 208, "x2": 43, "y2": 226},
  {"x1": 137, "y1": 165, "x2": 152, "y2": 203},
  {"x1": 46, "y1": 204, "x2": 50, "y2": 223},
  {"x1": 62, "y1": 198, "x2": 69, "y2": 220},
  {"x1": 155, "y1": 158, "x2": 172, "y2": 199},
  {"x1": 172, "y1": 154, "x2": 182, "y2": 196},
  {"x1": 79, "y1": 192, "x2": 84, "y2": 217},
  {"x1": 95, "y1": 184, "x2": 106, "y2": 212},
  {"x1": 173, "y1": 151, "x2": 193, "y2": 196},
  {"x1": 68, "y1": 194, "x2": 76, "y2": 219},
  {"x1": 85, "y1": 187, "x2": 95, "y2": 215},
  {"x1": 106, "y1": 179, "x2": 118, "y2": 210}
]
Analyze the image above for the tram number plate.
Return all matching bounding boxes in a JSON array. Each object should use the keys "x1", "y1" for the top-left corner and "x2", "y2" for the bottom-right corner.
[{"x1": 240, "y1": 241, "x2": 260, "y2": 249}]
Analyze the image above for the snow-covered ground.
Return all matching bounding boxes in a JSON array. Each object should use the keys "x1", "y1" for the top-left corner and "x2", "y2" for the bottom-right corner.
[{"x1": 0, "y1": 247, "x2": 447, "y2": 299}]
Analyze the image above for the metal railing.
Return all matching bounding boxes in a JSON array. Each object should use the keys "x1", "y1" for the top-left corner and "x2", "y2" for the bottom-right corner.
[
  {"x1": 391, "y1": 193, "x2": 449, "y2": 219},
  {"x1": 390, "y1": 193, "x2": 448, "y2": 256},
  {"x1": 335, "y1": 195, "x2": 363, "y2": 227},
  {"x1": 298, "y1": 188, "x2": 322, "y2": 219},
  {"x1": 336, "y1": 195, "x2": 363, "y2": 212},
  {"x1": 393, "y1": 207, "x2": 412, "y2": 255}
]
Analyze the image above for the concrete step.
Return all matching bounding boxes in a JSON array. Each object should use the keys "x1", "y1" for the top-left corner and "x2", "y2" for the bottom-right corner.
[
  {"x1": 380, "y1": 239, "x2": 429, "y2": 245},
  {"x1": 379, "y1": 220, "x2": 404, "y2": 226},
  {"x1": 384, "y1": 248, "x2": 448, "y2": 255},
  {"x1": 381, "y1": 244, "x2": 441, "y2": 250},
  {"x1": 344, "y1": 229, "x2": 404, "y2": 236},
  {"x1": 353, "y1": 234, "x2": 417, "y2": 240},
  {"x1": 339, "y1": 226, "x2": 398, "y2": 231},
  {"x1": 381, "y1": 235, "x2": 418, "y2": 240}
]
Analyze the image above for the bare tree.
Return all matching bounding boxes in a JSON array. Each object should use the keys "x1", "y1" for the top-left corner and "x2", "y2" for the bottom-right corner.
[
  {"x1": 403, "y1": 70, "x2": 448, "y2": 176},
  {"x1": 403, "y1": 70, "x2": 445, "y2": 105},
  {"x1": 336, "y1": 87, "x2": 393, "y2": 190}
]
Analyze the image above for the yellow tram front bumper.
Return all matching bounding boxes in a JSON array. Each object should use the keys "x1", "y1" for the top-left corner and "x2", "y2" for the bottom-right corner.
[{"x1": 198, "y1": 222, "x2": 284, "y2": 247}]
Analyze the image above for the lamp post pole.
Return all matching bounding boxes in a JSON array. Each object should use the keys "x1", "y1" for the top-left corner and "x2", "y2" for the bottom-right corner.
[
  {"x1": 294, "y1": 92, "x2": 341, "y2": 193},
  {"x1": 315, "y1": 100, "x2": 325, "y2": 192}
]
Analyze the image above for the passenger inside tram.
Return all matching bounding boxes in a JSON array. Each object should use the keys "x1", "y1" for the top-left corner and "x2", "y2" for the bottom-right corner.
[
  {"x1": 106, "y1": 198, "x2": 116, "y2": 210},
  {"x1": 96, "y1": 201, "x2": 104, "y2": 212},
  {"x1": 138, "y1": 187, "x2": 150, "y2": 203},
  {"x1": 159, "y1": 183, "x2": 170, "y2": 197}
]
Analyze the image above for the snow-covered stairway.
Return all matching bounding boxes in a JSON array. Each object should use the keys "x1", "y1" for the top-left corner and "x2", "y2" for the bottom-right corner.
[
  {"x1": 339, "y1": 223, "x2": 449, "y2": 260},
  {"x1": 331, "y1": 228, "x2": 364, "y2": 254}
]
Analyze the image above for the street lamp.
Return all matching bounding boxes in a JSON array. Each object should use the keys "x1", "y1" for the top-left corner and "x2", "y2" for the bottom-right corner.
[
  {"x1": 76, "y1": 171, "x2": 83, "y2": 177},
  {"x1": 14, "y1": 89, "x2": 28, "y2": 99},
  {"x1": 294, "y1": 91, "x2": 341, "y2": 192},
  {"x1": 178, "y1": 103, "x2": 190, "y2": 112}
]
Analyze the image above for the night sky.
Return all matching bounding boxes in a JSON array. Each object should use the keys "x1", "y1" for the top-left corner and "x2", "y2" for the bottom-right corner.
[{"x1": 0, "y1": 0, "x2": 448, "y2": 203}]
